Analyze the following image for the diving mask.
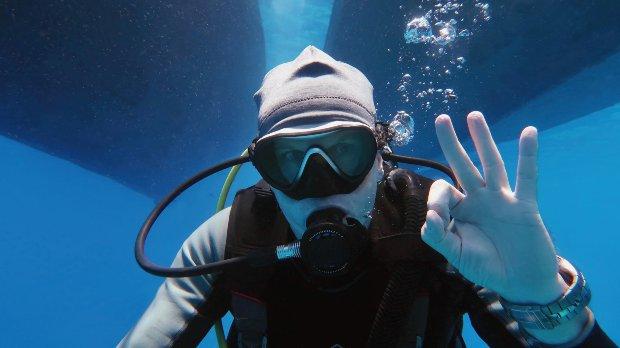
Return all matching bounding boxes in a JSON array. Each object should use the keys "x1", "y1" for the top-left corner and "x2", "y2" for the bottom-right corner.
[{"x1": 249, "y1": 124, "x2": 377, "y2": 200}]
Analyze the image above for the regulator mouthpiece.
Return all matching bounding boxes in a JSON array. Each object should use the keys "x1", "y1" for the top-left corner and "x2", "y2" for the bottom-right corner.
[
  {"x1": 302, "y1": 208, "x2": 368, "y2": 277},
  {"x1": 275, "y1": 208, "x2": 368, "y2": 277}
]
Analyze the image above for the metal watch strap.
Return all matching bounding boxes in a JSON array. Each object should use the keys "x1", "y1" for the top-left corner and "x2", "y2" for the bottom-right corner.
[{"x1": 499, "y1": 256, "x2": 591, "y2": 330}]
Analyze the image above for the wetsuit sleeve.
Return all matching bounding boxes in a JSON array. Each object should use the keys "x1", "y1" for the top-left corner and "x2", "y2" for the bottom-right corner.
[
  {"x1": 466, "y1": 286, "x2": 617, "y2": 347},
  {"x1": 118, "y1": 207, "x2": 232, "y2": 348}
]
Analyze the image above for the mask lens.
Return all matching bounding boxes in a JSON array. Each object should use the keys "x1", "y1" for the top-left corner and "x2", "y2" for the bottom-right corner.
[
  {"x1": 324, "y1": 128, "x2": 376, "y2": 177},
  {"x1": 252, "y1": 139, "x2": 297, "y2": 188},
  {"x1": 272, "y1": 139, "x2": 306, "y2": 184}
]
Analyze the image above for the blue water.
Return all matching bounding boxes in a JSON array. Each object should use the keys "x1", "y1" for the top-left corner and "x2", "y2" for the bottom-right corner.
[
  {"x1": 1, "y1": 1, "x2": 619, "y2": 347},
  {"x1": 260, "y1": 0, "x2": 334, "y2": 70}
]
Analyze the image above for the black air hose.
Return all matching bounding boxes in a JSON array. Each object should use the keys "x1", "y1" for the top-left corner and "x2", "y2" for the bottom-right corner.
[{"x1": 367, "y1": 169, "x2": 430, "y2": 347}]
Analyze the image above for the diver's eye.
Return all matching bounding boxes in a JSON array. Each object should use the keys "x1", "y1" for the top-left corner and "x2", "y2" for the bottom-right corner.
[
  {"x1": 330, "y1": 142, "x2": 352, "y2": 156},
  {"x1": 277, "y1": 149, "x2": 305, "y2": 163}
]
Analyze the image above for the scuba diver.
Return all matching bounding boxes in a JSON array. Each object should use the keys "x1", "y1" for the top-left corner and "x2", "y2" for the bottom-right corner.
[{"x1": 120, "y1": 46, "x2": 614, "y2": 347}]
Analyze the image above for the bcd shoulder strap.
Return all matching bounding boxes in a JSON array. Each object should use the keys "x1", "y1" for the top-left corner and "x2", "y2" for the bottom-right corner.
[
  {"x1": 224, "y1": 180, "x2": 290, "y2": 347},
  {"x1": 370, "y1": 168, "x2": 443, "y2": 266},
  {"x1": 224, "y1": 179, "x2": 293, "y2": 296},
  {"x1": 367, "y1": 169, "x2": 451, "y2": 347},
  {"x1": 225, "y1": 180, "x2": 292, "y2": 259}
]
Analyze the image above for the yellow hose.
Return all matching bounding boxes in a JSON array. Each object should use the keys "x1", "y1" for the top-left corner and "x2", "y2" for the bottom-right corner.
[{"x1": 213, "y1": 149, "x2": 248, "y2": 348}]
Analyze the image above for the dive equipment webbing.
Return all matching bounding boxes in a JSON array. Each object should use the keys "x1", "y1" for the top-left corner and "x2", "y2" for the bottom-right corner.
[{"x1": 367, "y1": 169, "x2": 439, "y2": 347}]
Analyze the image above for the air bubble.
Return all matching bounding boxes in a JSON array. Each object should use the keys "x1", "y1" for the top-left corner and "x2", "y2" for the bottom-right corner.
[
  {"x1": 444, "y1": 88, "x2": 457, "y2": 100},
  {"x1": 434, "y1": 23, "x2": 456, "y2": 46},
  {"x1": 458, "y1": 29, "x2": 471, "y2": 37},
  {"x1": 404, "y1": 17, "x2": 433, "y2": 44},
  {"x1": 388, "y1": 111, "x2": 415, "y2": 146},
  {"x1": 445, "y1": 2, "x2": 460, "y2": 11}
]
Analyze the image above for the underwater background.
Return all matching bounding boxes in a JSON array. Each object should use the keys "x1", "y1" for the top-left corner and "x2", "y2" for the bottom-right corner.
[{"x1": 1, "y1": 1, "x2": 619, "y2": 346}]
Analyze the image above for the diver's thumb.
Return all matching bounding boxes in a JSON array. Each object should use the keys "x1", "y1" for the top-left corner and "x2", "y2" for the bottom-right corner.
[{"x1": 421, "y1": 210, "x2": 462, "y2": 267}]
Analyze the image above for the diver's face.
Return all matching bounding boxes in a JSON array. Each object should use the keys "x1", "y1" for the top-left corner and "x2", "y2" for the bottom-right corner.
[{"x1": 272, "y1": 152, "x2": 384, "y2": 239}]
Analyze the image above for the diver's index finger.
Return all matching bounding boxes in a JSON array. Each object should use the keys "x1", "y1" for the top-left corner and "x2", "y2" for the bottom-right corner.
[{"x1": 434, "y1": 114, "x2": 484, "y2": 193}]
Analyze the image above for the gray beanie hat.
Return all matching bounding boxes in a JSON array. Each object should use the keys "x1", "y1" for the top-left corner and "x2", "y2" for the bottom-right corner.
[{"x1": 254, "y1": 46, "x2": 376, "y2": 138}]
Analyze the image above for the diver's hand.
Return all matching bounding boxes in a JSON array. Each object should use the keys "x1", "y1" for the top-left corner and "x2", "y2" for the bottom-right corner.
[
  {"x1": 421, "y1": 112, "x2": 565, "y2": 305},
  {"x1": 421, "y1": 112, "x2": 596, "y2": 344}
]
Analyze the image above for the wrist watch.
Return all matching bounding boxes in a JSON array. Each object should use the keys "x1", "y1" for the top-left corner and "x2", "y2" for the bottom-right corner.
[{"x1": 499, "y1": 256, "x2": 591, "y2": 330}]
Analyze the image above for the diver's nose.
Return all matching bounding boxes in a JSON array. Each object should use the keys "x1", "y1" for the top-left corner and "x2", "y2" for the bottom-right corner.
[{"x1": 298, "y1": 153, "x2": 341, "y2": 198}]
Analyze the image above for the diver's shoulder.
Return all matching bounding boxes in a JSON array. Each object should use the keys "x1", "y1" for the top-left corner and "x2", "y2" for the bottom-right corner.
[
  {"x1": 190, "y1": 206, "x2": 231, "y2": 237},
  {"x1": 178, "y1": 207, "x2": 231, "y2": 263},
  {"x1": 205, "y1": 207, "x2": 232, "y2": 231}
]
